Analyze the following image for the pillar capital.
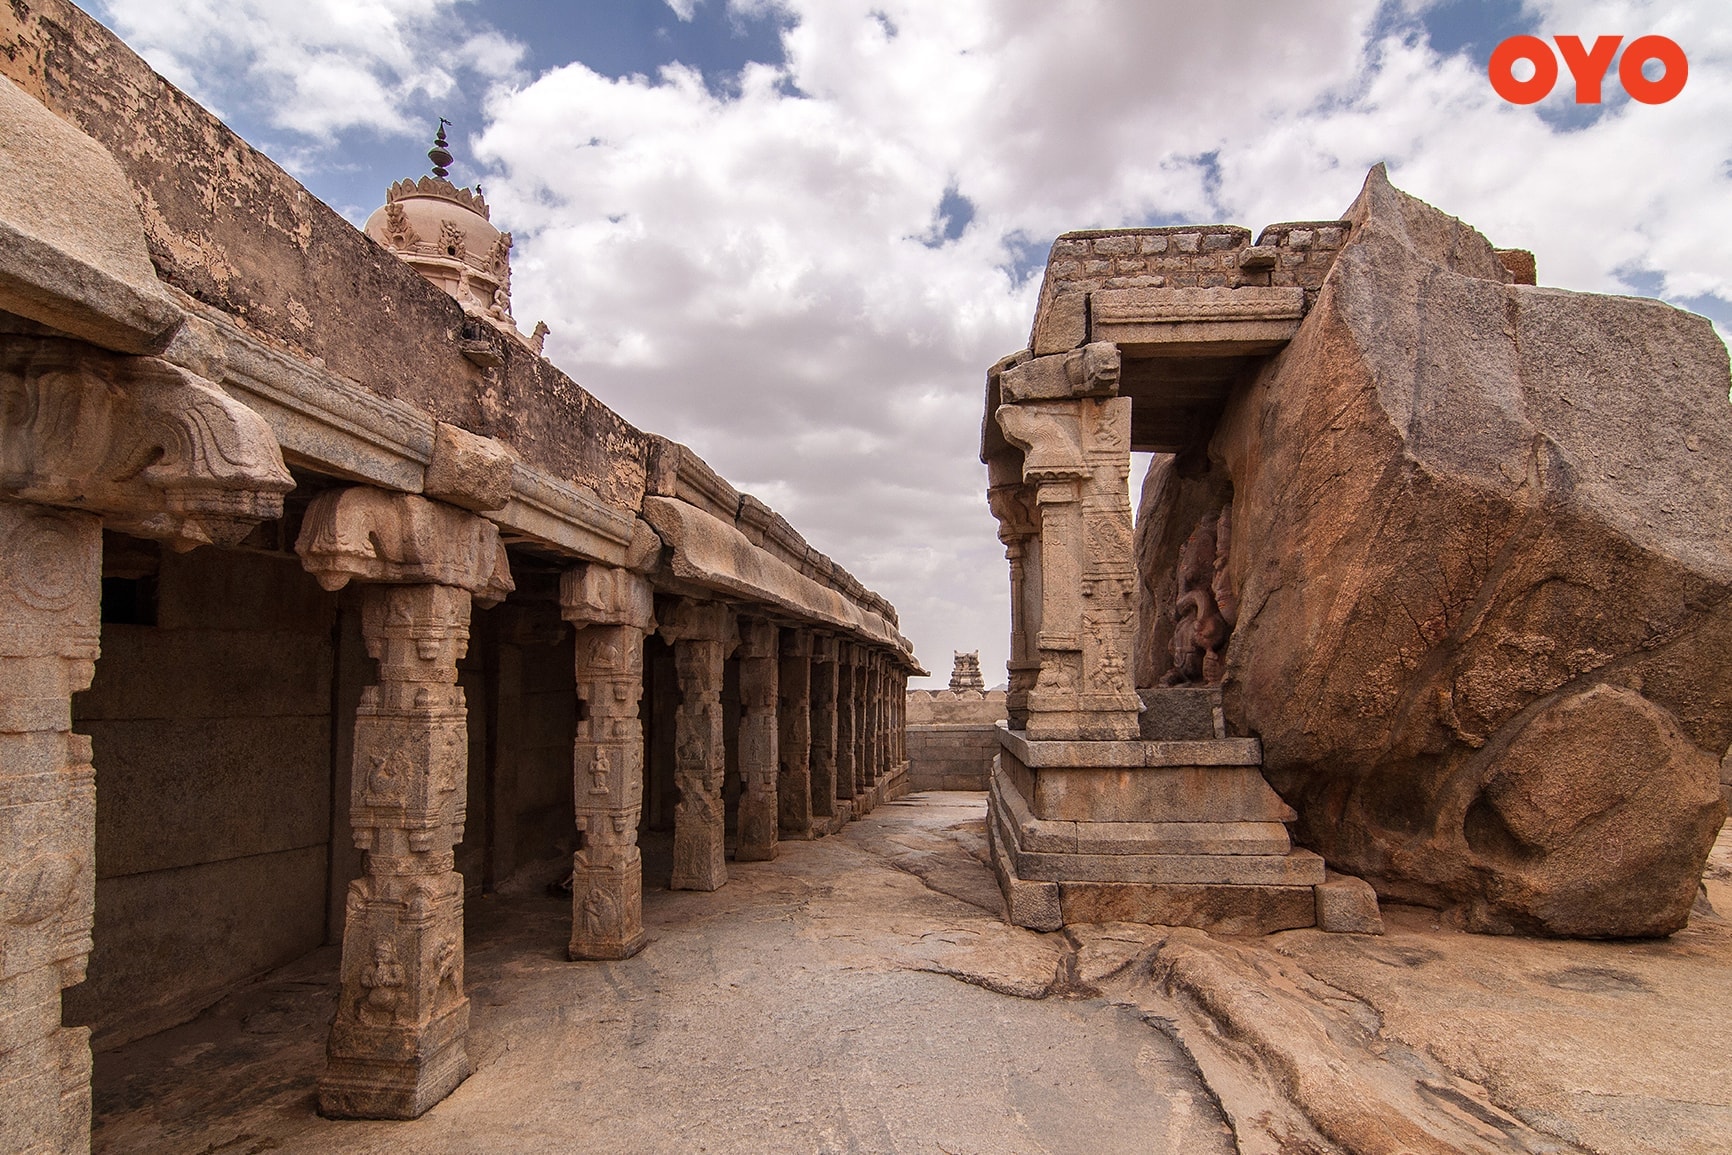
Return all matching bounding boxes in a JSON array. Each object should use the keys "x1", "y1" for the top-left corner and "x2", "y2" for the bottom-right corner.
[
  {"x1": 656, "y1": 596, "x2": 734, "y2": 647},
  {"x1": 0, "y1": 337, "x2": 293, "y2": 549},
  {"x1": 811, "y1": 633, "x2": 839, "y2": 663},
  {"x1": 296, "y1": 486, "x2": 514, "y2": 603},
  {"x1": 559, "y1": 562, "x2": 653, "y2": 631}
]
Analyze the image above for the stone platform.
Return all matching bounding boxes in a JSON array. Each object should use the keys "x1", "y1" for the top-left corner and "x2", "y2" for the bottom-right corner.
[{"x1": 987, "y1": 719, "x2": 1375, "y2": 935}]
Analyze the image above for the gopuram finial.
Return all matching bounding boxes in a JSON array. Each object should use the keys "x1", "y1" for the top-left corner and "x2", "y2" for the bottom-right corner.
[{"x1": 428, "y1": 118, "x2": 454, "y2": 179}]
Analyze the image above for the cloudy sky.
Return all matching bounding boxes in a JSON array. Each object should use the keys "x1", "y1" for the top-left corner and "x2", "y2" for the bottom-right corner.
[{"x1": 90, "y1": 0, "x2": 1728, "y2": 686}]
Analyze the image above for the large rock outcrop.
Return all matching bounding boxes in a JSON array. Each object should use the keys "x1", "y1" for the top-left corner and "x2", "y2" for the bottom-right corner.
[{"x1": 1183, "y1": 166, "x2": 1730, "y2": 936}]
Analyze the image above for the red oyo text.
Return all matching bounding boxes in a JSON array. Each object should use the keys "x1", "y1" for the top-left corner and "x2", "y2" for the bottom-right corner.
[{"x1": 1488, "y1": 35, "x2": 1687, "y2": 105}]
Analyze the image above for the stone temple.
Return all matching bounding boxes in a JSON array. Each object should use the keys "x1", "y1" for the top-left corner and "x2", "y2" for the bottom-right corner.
[
  {"x1": 1, "y1": 1, "x2": 920, "y2": 1146},
  {"x1": 983, "y1": 164, "x2": 1730, "y2": 941},
  {"x1": 6, "y1": 0, "x2": 1732, "y2": 1152}
]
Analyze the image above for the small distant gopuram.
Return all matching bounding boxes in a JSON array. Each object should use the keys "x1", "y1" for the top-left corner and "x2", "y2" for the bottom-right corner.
[
  {"x1": 948, "y1": 651, "x2": 986, "y2": 692},
  {"x1": 982, "y1": 165, "x2": 1731, "y2": 939}
]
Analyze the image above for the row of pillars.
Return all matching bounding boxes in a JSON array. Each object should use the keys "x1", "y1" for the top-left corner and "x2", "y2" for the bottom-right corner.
[
  {"x1": 318, "y1": 558, "x2": 910, "y2": 1118},
  {"x1": 0, "y1": 483, "x2": 910, "y2": 1150}
]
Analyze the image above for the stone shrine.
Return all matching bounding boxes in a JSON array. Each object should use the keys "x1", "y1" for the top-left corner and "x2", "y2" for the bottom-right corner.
[{"x1": 983, "y1": 164, "x2": 1730, "y2": 940}]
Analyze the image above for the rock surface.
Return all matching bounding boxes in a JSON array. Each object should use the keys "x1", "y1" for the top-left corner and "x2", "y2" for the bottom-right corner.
[{"x1": 1206, "y1": 165, "x2": 1731, "y2": 936}]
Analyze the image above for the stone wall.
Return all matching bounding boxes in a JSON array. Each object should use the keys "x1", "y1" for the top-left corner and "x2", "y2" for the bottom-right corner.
[
  {"x1": 66, "y1": 544, "x2": 337, "y2": 1050},
  {"x1": 1031, "y1": 222, "x2": 1351, "y2": 353},
  {"x1": 906, "y1": 689, "x2": 1006, "y2": 791}
]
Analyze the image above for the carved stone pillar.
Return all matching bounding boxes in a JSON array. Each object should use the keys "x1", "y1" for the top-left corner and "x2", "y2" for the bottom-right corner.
[
  {"x1": 735, "y1": 618, "x2": 779, "y2": 862},
  {"x1": 993, "y1": 343, "x2": 1140, "y2": 741},
  {"x1": 862, "y1": 654, "x2": 881, "y2": 792},
  {"x1": 855, "y1": 647, "x2": 872, "y2": 809},
  {"x1": 659, "y1": 599, "x2": 733, "y2": 891},
  {"x1": 0, "y1": 338, "x2": 291, "y2": 1151},
  {"x1": 0, "y1": 504, "x2": 99, "y2": 1155},
  {"x1": 834, "y1": 643, "x2": 857, "y2": 810},
  {"x1": 298, "y1": 487, "x2": 512, "y2": 1120},
  {"x1": 777, "y1": 629, "x2": 813, "y2": 839},
  {"x1": 560, "y1": 565, "x2": 653, "y2": 961},
  {"x1": 809, "y1": 635, "x2": 839, "y2": 821}
]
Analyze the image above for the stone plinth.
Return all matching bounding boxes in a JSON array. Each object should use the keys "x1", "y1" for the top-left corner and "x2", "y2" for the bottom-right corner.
[{"x1": 987, "y1": 722, "x2": 1327, "y2": 935}]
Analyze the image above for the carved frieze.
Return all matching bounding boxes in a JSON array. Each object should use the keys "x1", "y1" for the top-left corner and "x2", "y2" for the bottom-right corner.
[{"x1": 0, "y1": 338, "x2": 293, "y2": 549}]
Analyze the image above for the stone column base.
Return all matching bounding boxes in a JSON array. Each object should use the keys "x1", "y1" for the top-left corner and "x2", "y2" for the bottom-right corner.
[
  {"x1": 318, "y1": 1001, "x2": 470, "y2": 1120},
  {"x1": 987, "y1": 725, "x2": 1375, "y2": 936}
]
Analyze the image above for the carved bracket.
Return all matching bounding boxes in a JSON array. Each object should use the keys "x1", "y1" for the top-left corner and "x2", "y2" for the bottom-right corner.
[
  {"x1": 996, "y1": 405, "x2": 1086, "y2": 482},
  {"x1": 296, "y1": 486, "x2": 514, "y2": 604},
  {"x1": 560, "y1": 563, "x2": 654, "y2": 631},
  {"x1": 997, "y1": 342, "x2": 1121, "y2": 403},
  {"x1": 0, "y1": 338, "x2": 293, "y2": 549}
]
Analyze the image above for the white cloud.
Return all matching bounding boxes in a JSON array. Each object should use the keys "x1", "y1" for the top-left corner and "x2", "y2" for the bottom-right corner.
[
  {"x1": 477, "y1": 0, "x2": 1727, "y2": 685},
  {"x1": 94, "y1": 0, "x2": 1729, "y2": 685},
  {"x1": 93, "y1": 0, "x2": 524, "y2": 142}
]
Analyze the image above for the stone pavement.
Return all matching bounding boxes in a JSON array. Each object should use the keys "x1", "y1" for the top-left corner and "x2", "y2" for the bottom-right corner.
[
  {"x1": 89, "y1": 793, "x2": 1234, "y2": 1155},
  {"x1": 89, "y1": 793, "x2": 1732, "y2": 1155}
]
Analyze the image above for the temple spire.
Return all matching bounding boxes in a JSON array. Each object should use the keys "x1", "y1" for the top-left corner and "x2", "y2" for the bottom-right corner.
[{"x1": 428, "y1": 118, "x2": 454, "y2": 179}]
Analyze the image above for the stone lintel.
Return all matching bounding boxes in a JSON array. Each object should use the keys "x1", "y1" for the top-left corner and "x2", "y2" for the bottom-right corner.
[
  {"x1": 641, "y1": 495, "x2": 911, "y2": 655},
  {"x1": 167, "y1": 303, "x2": 637, "y2": 565},
  {"x1": 1090, "y1": 287, "x2": 1305, "y2": 356},
  {"x1": 995, "y1": 721, "x2": 1260, "y2": 769},
  {"x1": 424, "y1": 421, "x2": 515, "y2": 512}
]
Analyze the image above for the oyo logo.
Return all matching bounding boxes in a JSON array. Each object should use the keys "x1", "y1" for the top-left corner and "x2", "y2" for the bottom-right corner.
[{"x1": 1489, "y1": 35, "x2": 1688, "y2": 104}]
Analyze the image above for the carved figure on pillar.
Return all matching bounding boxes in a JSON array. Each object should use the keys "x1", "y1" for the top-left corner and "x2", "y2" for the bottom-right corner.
[
  {"x1": 560, "y1": 563, "x2": 654, "y2": 960},
  {"x1": 735, "y1": 617, "x2": 779, "y2": 862},
  {"x1": 809, "y1": 634, "x2": 839, "y2": 820},
  {"x1": 297, "y1": 486, "x2": 512, "y2": 1120},
  {"x1": 990, "y1": 342, "x2": 1140, "y2": 740},
  {"x1": 658, "y1": 598, "x2": 734, "y2": 890},
  {"x1": 778, "y1": 629, "x2": 814, "y2": 838}
]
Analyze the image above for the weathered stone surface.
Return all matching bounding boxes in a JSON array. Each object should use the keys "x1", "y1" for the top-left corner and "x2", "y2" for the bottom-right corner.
[
  {"x1": 1, "y1": 338, "x2": 294, "y2": 549},
  {"x1": 296, "y1": 486, "x2": 514, "y2": 603},
  {"x1": 734, "y1": 617, "x2": 780, "y2": 862},
  {"x1": 0, "y1": 502, "x2": 99, "y2": 1155},
  {"x1": 0, "y1": 73, "x2": 181, "y2": 354},
  {"x1": 1210, "y1": 165, "x2": 1732, "y2": 936},
  {"x1": 1059, "y1": 882, "x2": 1317, "y2": 935},
  {"x1": 560, "y1": 565, "x2": 653, "y2": 961},
  {"x1": 423, "y1": 421, "x2": 515, "y2": 512},
  {"x1": 1314, "y1": 872, "x2": 1384, "y2": 935}
]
